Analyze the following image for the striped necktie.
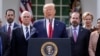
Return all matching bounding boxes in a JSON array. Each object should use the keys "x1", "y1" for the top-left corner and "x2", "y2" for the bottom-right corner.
[
  {"x1": 26, "y1": 27, "x2": 29, "y2": 40},
  {"x1": 8, "y1": 24, "x2": 11, "y2": 40}
]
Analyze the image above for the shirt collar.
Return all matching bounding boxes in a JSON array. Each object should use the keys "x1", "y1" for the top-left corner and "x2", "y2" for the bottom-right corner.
[
  {"x1": 71, "y1": 25, "x2": 79, "y2": 30},
  {"x1": 45, "y1": 18, "x2": 55, "y2": 22},
  {"x1": 22, "y1": 24, "x2": 30, "y2": 29},
  {"x1": 7, "y1": 22, "x2": 14, "y2": 26}
]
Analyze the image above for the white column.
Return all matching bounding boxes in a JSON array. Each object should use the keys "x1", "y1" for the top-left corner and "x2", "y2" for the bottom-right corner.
[
  {"x1": 81, "y1": 0, "x2": 97, "y2": 25},
  {"x1": 2, "y1": 0, "x2": 20, "y2": 25},
  {"x1": 97, "y1": 0, "x2": 100, "y2": 19},
  {"x1": 0, "y1": 0, "x2": 3, "y2": 21}
]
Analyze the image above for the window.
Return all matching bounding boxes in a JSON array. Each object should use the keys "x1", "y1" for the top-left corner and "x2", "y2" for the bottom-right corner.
[{"x1": 32, "y1": 0, "x2": 70, "y2": 26}]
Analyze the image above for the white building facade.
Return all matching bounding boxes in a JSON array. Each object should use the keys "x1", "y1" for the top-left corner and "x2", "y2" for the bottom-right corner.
[{"x1": 0, "y1": 0, "x2": 99, "y2": 26}]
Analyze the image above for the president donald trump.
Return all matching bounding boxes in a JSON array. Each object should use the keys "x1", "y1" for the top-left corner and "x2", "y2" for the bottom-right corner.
[{"x1": 31, "y1": 3, "x2": 68, "y2": 38}]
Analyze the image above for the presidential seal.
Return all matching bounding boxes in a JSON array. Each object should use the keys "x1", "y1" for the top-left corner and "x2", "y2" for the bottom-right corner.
[{"x1": 41, "y1": 42, "x2": 58, "y2": 56}]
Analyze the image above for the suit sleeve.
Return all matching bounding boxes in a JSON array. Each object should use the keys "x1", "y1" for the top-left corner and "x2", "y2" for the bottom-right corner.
[
  {"x1": 33, "y1": 20, "x2": 38, "y2": 28},
  {"x1": 61, "y1": 24, "x2": 68, "y2": 38},
  {"x1": 3, "y1": 33, "x2": 10, "y2": 56},
  {"x1": 10, "y1": 30, "x2": 16, "y2": 56}
]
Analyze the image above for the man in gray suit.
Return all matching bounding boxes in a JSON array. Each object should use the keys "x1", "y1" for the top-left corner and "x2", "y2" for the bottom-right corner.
[{"x1": 67, "y1": 12, "x2": 90, "y2": 56}]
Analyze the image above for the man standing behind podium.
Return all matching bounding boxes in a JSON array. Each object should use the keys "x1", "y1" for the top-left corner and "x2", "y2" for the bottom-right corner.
[
  {"x1": 11, "y1": 11, "x2": 36, "y2": 56},
  {"x1": 32, "y1": 3, "x2": 67, "y2": 38},
  {"x1": 66, "y1": 12, "x2": 90, "y2": 56}
]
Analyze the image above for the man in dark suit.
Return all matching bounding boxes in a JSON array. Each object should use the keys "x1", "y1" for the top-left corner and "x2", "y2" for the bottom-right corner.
[
  {"x1": 66, "y1": 12, "x2": 90, "y2": 56},
  {"x1": 11, "y1": 11, "x2": 36, "y2": 56},
  {"x1": 0, "y1": 9, "x2": 19, "y2": 41},
  {"x1": 32, "y1": 3, "x2": 67, "y2": 38},
  {"x1": 0, "y1": 31, "x2": 10, "y2": 56}
]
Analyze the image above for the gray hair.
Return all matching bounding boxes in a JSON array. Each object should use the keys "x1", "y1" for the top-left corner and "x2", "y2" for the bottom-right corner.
[{"x1": 21, "y1": 11, "x2": 32, "y2": 18}]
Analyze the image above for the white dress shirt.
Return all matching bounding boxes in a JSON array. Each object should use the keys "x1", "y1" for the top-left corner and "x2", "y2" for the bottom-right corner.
[
  {"x1": 7, "y1": 22, "x2": 15, "y2": 38},
  {"x1": 46, "y1": 18, "x2": 54, "y2": 37},
  {"x1": 71, "y1": 25, "x2": 80, "y2": 37},
  {"x1": 7, "y1": 22, "x2": 14, "y2": 32},
  {"x1": 22, "y1": 24, "x2": 30, "y2": 39}
]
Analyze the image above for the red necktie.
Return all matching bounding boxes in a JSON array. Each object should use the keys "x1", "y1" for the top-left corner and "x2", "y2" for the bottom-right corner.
[
  {"x1": 48, "y1": 20, "x2": 53, "y2": 38},
  {"x1": 8, "y1": 24, "x2": 11, "y2": 39}
]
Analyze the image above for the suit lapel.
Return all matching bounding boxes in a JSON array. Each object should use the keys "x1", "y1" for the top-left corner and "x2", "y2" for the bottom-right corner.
[
  {"x1": 22, "y1": 26, "x2": 34, "y2": 40},
  {"x1": 20, "y1": 26, "x2": 26, "y2": 41},
  {"x1": 13, "y1": 23, "x2": 18, "y2": 28},
  {"x1": 68, "y1": 26, "x2": 73, "y2": 38},
  {"x1": 27, "y1": 26, "x2": 36, "y2": 39},
  {"x1": 30, "y1": 26, "x2": 33, "y2": 33},
  {"x1": 77, "y1": 26, "x2": 83, "y2": 42},
  {"x1": 13, "y1": 23, "x2": 16, "y2": 28},
  {"x1": 52, "y1": 20, "x2": 59, "y2": 38},
  {"x1": 68, "y1": 26, "x2": 75, "y2": 42},
  {"x1": 44, "y1": 19, "x2": 48, "y2": 37}
]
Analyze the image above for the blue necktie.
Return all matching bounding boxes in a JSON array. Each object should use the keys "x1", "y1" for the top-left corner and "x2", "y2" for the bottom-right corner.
[
  {"x1": 26, "y1": 27, "x2": 29, "y2": 40},
  {"x1": 0, "y1": 37, "x2": 2, "y2": 56}
]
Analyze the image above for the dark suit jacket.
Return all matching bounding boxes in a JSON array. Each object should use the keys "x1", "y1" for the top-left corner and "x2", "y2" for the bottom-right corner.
[
  {"x1": 33, "y1": 19, "x2": 68, "y2": 38},
  {"x1": 67, "y1": 26, "x2": 90, "y2": 56},
  {"x1": 10, "y1": 26, "x2": 36, "y2": 56},
  {"x1": 0, "y1": 32, "x2": 10, "y2": 56},
  {"x1": 1, "y1": 23, "x2": 19, "y2": 32},
  {"x1": 0, "y1": 23, "x2": 19, "y2": 40}
]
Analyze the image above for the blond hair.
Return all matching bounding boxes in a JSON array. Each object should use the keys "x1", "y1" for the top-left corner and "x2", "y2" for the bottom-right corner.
[
  {"x1": 82, "y1": 12, "x2": 93, "y2": 20},
  {"x1": 43, "y1": 3, "x2": 55, "y2": 11}
]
